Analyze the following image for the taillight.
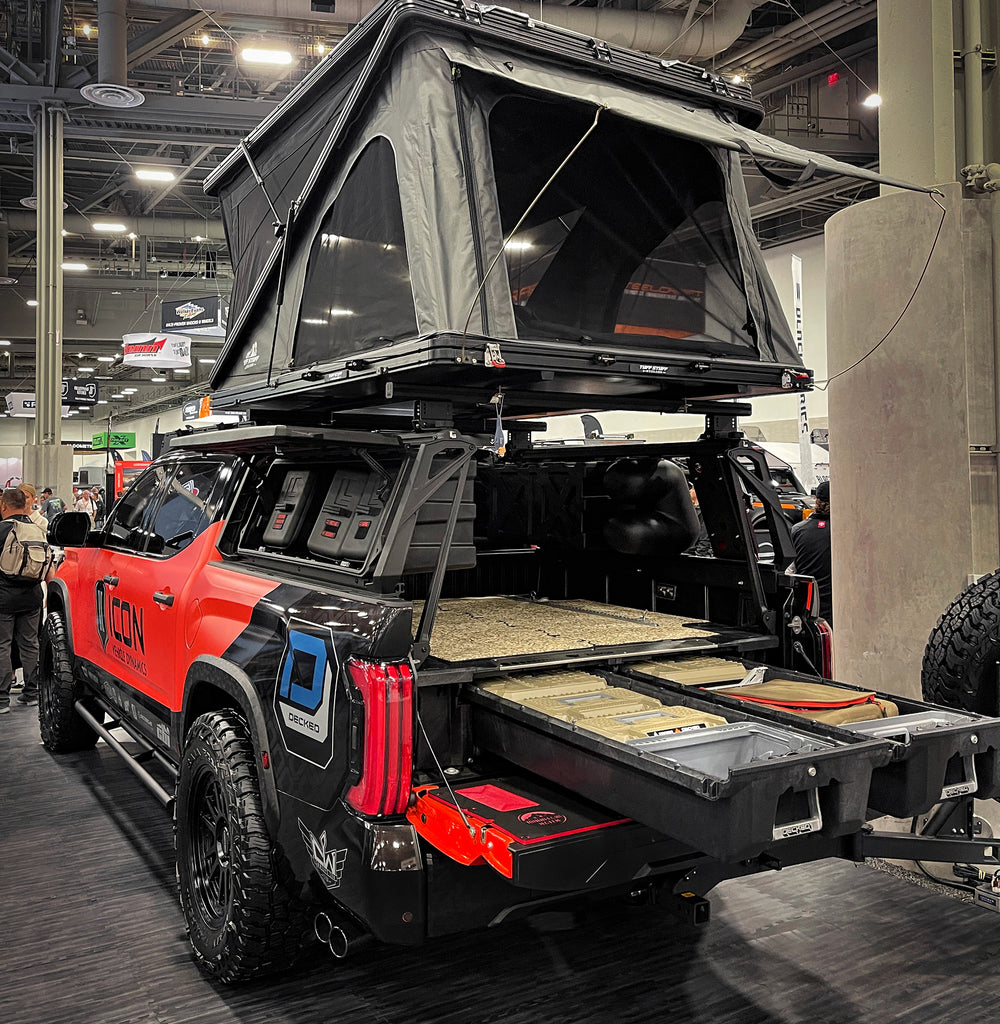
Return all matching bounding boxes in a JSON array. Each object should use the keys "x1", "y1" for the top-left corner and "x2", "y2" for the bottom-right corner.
[
  {"x1": 816, "y1": 618, "x2": 834, "y2": 679},
  {"x1": 345, "y1": 659, "x2": 413, "y2": 816}
]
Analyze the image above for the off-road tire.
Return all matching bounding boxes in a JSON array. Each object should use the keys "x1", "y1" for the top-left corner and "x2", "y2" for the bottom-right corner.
[
  {"x1": 921, "y1": 569, "x2": 1000, "y2": 714},
  {"x1": 38, "y1": 612, "x2": 99, "y2": 752},
  {"x1": 175, "y1": 710, "x2": 308, "y2": 982}
]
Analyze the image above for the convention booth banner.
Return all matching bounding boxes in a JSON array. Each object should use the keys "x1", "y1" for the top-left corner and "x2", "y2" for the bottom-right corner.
[
  {"x1": 92, "y1": 431, "x2": 137, "y2": 450},
  {"x1": 160, "y1": 295, "x2": 227, "y2": 337},
  {"x1": 182, "y1": 396, "x2": 212, "y2": 421},
  {"x1": 62, "y1": 378, "x2": 99, "y2": 406},
  {"x1": 122, "y1": 332, "x2": 192, "y2": 368},
  {"x1": 6, "y1": 392, "x2": 70, "y2": 417}
]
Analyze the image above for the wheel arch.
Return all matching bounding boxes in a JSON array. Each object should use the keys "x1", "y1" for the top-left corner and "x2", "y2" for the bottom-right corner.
[
  {"x1": 44, "y1": 579, "x2": 74, "y2": 647},
  {"x1": 180, "y1": 655, "x2": 281, "y2": 832}
]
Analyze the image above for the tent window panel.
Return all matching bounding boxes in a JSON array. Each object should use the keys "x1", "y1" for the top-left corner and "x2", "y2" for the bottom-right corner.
[
  {"x1": 295, "y1": 137, "x2": 418, "y2": 364},
  {"x1": 488, "y1": 95, "x2": 755, "y2": 355}
]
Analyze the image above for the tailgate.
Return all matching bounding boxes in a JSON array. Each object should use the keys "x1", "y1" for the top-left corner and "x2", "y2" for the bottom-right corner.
[{"x1": 464, "y1": 668, "x2": 894, "y2": 863}]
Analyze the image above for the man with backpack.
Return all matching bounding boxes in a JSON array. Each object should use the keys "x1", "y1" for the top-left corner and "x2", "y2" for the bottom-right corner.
[{"x1": 0, "y1": 487, "x2": 52, "y2": 714}]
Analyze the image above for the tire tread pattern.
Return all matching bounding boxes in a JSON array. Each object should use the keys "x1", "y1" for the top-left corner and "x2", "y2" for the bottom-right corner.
[
  {"x1": 175, "y1": 710, "x2": 310, "y2": 982},
  {"x1": 921, "y1": 568, "x2": 1000, "y2": 714},
  {"x1": 38, "y1": 612, "x2": 99, "y2": 752}
]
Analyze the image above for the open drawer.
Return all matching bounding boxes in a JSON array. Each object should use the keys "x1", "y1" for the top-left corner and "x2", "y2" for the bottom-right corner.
[
  {"x1": 617, "y1": 659, "x2": 1000, "y2": 818},
  {"x1": 464, "y1": 674, "x2": 893, "y2": 863}
]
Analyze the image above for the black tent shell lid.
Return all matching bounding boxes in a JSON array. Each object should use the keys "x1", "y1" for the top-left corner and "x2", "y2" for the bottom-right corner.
[{"x1": 203, "y1": 0, "x2": 764, "y2": 200}]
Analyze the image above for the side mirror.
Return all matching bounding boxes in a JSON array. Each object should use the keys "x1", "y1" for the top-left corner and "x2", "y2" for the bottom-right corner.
[{"x1": 47, "y1": 510, "x2": 92, "y2": 547}]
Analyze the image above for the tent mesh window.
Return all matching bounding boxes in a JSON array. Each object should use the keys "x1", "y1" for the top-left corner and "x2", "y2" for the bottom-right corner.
[
  {"x1": 487, "y1": 95, "x2": 755, "y2": 355},
  {"x1": 294, "y1": 137, "x2": 418, "y2": 363}
]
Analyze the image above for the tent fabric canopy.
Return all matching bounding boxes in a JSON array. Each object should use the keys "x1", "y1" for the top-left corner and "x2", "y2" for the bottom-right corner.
[{"x1": 205, "y1": 0, "x2": 928, "y2": 409}]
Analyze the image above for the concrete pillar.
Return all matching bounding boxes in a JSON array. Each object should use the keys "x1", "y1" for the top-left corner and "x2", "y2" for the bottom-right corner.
[
  {"x1": 877, "y1": 0, "x2": 957, "y2": 189},
  {"x1": 35, "y1": 103, "x2": 64, "y2": 447},
  {"x1": 825, "y1": 183, "x2": 998, "y2": 698},
  {"x1": 22, "y1": 443, "x2": 74, "y2": 512}
]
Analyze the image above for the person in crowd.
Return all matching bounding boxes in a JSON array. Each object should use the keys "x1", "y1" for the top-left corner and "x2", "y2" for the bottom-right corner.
[
  {"x1": 74, "y1": 487, "x2": 97, "y2": 523},
  {"x1": 40, "y1": 487, "x2": 66, "y2": 522},
  {"x1": 0, "y1": 488, "x2": 45, "y2": 713},
  {"x1": 92, "y1": 486, "x2": 106, "y2": 527},
  {"x1": 791, "y1": 479, "x2": 833, "y2": 625},
  {"x1": 18, "y1": 483, "x2": 49, "y2": 531},
  {"x1": 685, "y1": 485, "x2": 713, "y2": 557}
]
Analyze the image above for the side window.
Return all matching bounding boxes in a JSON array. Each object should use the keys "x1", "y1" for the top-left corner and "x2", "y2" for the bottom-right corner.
[
  {"x1": 104, "y1": 465, "x2": 172, "y2": 552},
  {"x1": 148, "y1": 460, "x2": 227, "y2": 554},
  {"x1": 294, "y1": 137, "x2": 418, "y2": 363}
]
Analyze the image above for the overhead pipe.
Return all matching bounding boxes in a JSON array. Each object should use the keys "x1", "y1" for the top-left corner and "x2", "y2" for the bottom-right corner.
[
  {"x1": 135, "y1": 0, "x2": 767, "y2": 58},
  {"x1": 3, "y1": 211, "x2": 224, "y2": 240},
  {"x1": 716, "y1": 0, "x2": 876, "y2": 71},
  {"x1": 80, "y1": 0, "x2": 145, "y2": 108}
]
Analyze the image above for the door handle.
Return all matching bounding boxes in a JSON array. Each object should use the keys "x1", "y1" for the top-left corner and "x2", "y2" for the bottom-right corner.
[
  {"x1": 102, "y1": 575, "x2": 119, "y2": 586},
  {"x1": 152, "y1": 591, "x2": 175, "y2": 607}
]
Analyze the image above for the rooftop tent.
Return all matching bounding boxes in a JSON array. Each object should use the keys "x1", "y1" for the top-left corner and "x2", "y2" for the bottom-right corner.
[{"x1": 205, "y1": 0, "x2": 930, "y2": 418}]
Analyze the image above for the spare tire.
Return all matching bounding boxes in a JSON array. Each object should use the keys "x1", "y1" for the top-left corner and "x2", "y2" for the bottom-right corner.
[{"x1": 921, "y1": 569, "x2": 1000, "y2": 714}]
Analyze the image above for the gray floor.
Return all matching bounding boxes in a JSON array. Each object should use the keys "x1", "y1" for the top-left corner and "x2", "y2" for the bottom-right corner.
[{"x1": 4, "y1": 701, "x2": 1000, "y2": 1024}]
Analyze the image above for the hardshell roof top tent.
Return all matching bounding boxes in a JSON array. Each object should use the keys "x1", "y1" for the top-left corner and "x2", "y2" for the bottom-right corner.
[{"x1": 205, "y1": 0, "x2": 931, "y2": 423}]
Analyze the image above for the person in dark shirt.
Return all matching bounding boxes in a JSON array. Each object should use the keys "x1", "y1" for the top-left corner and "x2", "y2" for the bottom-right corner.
[
  {"x1": 0, "y1": 488, "x2": 45, "y2": 713},
  {"x1": 791, "y1": 479, "x2": 833, "y2": 625}
]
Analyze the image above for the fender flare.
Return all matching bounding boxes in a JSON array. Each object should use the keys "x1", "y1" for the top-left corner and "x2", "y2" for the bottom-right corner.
[
  {"x1": 181, "y1": 655, "x2": 282, "y2": 832},
  {"x1": 44, "y1": 579, "x2": 75, "y2": 651}
]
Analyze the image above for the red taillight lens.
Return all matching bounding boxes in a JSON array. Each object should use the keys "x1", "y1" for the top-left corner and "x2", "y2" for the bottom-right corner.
[
  {"x1": 345, "y1": 659, "x2": 413, "y2": 816},
  {"x1": 816, "y1": 618, "x2": 834, "y2": 679}
]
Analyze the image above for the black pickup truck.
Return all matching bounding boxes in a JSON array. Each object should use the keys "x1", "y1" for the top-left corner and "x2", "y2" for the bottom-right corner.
[{"x1": 37, "y1": 0, "x2": 1000, "y2": 984}]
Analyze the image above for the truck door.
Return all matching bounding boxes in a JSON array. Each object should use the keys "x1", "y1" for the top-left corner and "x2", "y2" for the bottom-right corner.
[{"x1": 77, "y1": 457, "x2": 230, "y2": 712}]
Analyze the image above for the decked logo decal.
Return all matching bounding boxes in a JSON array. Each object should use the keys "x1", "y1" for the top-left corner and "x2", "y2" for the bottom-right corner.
[
  {"x1": 94, "y1": 580, "x2": 148, "y2": 677},
  {"x1": 298, "y1": 820, "x2": 347, "y2": 890},
  {"x1": 273, "y1": 623, "x2": 339, "y2": 768}
]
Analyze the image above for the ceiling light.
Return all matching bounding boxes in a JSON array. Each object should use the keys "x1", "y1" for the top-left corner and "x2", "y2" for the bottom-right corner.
[
  {"x1": 61, "y1": 229, "x2": 69, "y2": 237},
  {"x1": 122, "y1": 387, "x2": 137, "y2": 394},
  {"x1": 61, "y1": 262, "x2": 88, "y2": 271},
  {"x1": 97, "y1": 356, "x2": 114, "y2": 362},
  {"x1": 150, "y1": 376, "x2": 167, "y2": 383},
  {"x1": 317, "y1": 42, "x2": 327, "y2": 55},
  {"x1": 198, "y1": 358, "x2": 216, "y2": 364},
  {"x1": 329, "y1": 308, "x2": 354, "y2": 317},
  {"x1": 731, "y1": 74, "x2": 744, "y2": 85},
  {"x1": 82, "y1": 24, "x2": 92, "y2": 37},
  {"x1": 504, "y1": 240, "x2": 533, "y2": 251},
  {"x1": 92, "y1": 222, "x2": 128, "y2": 233},
  {"x1": 97, "y1": 400, "x2": 108, "y2": 405},
  {"x1": 26, "y1": 299, "x2": 38, "y2": 307},
  {"x1": 241, "y1": 47, "x2": 294, "y2": 66},
  {"x1": 201, "y1": 34, "x2": 211, "y2": 45},
  {"x1": 175, "y1": 368, "x2": 190, "y2": 374},
  {"x1": 78, "y1": 367, "x2": 95, "y2": 372},
  {"x1": 112, "y1": 393, "x2": 125, "y2": 399},
  {"x1": 0, "y1": 340, "x2": 10, "y2": 346},
  {"x1": 863, "y1": 92, "x2": 882, "y2": 108},
  {"x1": 135, "y1": 168, "x2": 176, "y2": 182},
  {"x1": 193, "y1": 235, "x2": 203, "y2": 242},
  {"x1": 302, "y1": 318, "x2": 327, "y2": 325},
  {"x1": 126, "y1": 232, "x2": 137, "y2": 241}
]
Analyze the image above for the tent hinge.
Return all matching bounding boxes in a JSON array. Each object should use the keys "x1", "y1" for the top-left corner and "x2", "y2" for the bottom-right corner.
[
  {"x1": 589, "y1": 38, "x2": 613, "y2": 63},
  {"x1": 458, "y1": 0, "x2": 483, "y2": 25}
]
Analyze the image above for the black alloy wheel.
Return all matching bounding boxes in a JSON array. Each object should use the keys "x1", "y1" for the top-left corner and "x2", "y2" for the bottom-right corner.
[{"x1": 175, "y1": 710, "x2": 307, "y2": 981}]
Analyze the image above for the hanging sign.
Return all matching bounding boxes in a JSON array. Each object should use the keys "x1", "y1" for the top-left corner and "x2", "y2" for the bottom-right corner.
[
  {"x1": 62, "y1": 378, "x2": 99, "y2": 406},
  {"x1": 122, "y1": 332, "x2": 192, "y2": 368},
  {"x1": 160, "y1": 295, "x2": 227, "y2": 337},
  {"x1": 92, "y1": 431, "x2": 136, "y2": 450},
  {"x1": 182, "y1": 396, "x2": 212, "y2": 421},
  {"x1": 6, "y1": 393, "x2": 71, "y2": 417},
  {"x1": 790, "y1": 255, "x2": 816, "y2": 492}
]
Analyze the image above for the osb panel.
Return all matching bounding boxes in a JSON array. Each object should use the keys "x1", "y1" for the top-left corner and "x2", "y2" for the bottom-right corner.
[{"x1": 416, "y1": 597, "x2": 716, "y2": 663}]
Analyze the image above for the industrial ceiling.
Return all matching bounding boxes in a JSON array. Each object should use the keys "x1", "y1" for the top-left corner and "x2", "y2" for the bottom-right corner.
[{"x1": 0, "y1": 0, "x2": 879, "y2": 420}]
